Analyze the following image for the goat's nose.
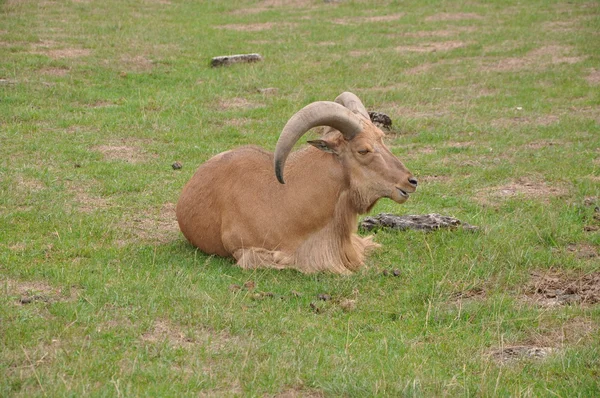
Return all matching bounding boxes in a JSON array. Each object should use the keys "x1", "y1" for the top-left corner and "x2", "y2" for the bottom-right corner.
[{"x1": 408, "y1": 177, "x2": 418, "y2": 187}]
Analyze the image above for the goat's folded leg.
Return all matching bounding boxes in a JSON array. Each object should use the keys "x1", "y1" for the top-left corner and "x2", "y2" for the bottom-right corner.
[{"x1": 233, "y1": 248, "x2": 293, "y2": 270}]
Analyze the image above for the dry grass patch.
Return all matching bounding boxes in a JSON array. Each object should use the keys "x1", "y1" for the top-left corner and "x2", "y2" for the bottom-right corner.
[
  {"x1": 2, "y1": 277, "x2": 81, "y2": 305},
  {"x1": 475, "y1": 177, "x2": 569, "y2": 206},
  {"x1": 66, "y1": 180, "x2": 110, "y2": 213},
  {"x1": 217, "y1": 97, "x2": 263, "y2": 110},
  {"x1": 273, "y1": 387, "x2": 325, "y2": 398},
  {"x1": 491, "y1": 115, "x2": 560, "y2": 128},
  {"x1": 141, "y1": 318, "x2": 242, "y2": 352},
  {"x1": 130, "y1": 202, "x2": 179, "y2": 244},
  {"x1": 395, "y1": 41, "x2": 466, "y2": 53},
  {"x1": 482, "y1": 45, "x2": 585, "y2": 72},
  {"x1": 120, "y1": 54, "x2": 154, "y2": 72},
  {"x1": 425, "y1": 12, "x2": 482, "y2": 22},
  {"x1": 524, "y1": 270, "x2": 600, "y2": 307},
  {"x1": 585, "y1": 68, "x2": 600, "y2": 85},
  {"x1": 92, "y1": 139, "x2": 152, "y2": 163},
  {"x1": 39, "y1": 66, "x2": 70, "y2": 76},
  {"x1": 30, "y1": 41, "x2": 92, "y2": 59},
  {"x1": 332, "y1": 13, "x2": 405, "y2": 25},
  {"x1": 214, "y1": 22, "x2": 296, "y2": 32}
]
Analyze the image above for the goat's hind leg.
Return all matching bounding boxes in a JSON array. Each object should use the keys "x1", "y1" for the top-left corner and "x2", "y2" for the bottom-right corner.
[{"x1": 233, "y1": 248, "x2": 292, "y2": 270}]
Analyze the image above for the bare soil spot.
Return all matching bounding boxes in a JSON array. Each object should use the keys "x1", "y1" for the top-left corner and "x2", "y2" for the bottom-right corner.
[
  {"x1": 399, "y1": 27, "x2": 477, "y2": 38},
  {"x1": 425, "y1": 12, "x2": 482, "y2": 22},
  {"x1": 273, "y1": 387, "x2": 325, "y2": 398},
  {"x1": 218, "y1": 97, "x2": 263, "y2": 110},
  {"x1": 475, "y1": 177, "x2": 568, "y2": 205},
  {"x1": 333, "y1": 13, "x2": 405, "y2": 25},
  {"x1": 39, "y1": 66, "x2": 70, "y2": 76},
  {"x1": 396, "y1": 41, "x2": 466, "y2": 53},
  {"x1": 524, "y1": 139, "x2": 563, "y2": 150},
  {"x1": 2, "y1": 277, "x2": 81, "y2": 305},
  {"x1": 92, "y1": 140, "x2": 151, "y2": 163},
  {"x1": 482, "y1": 45, "x2": 585, "y2": 72},
  {"x1": 17, "y1": 176, "x2": 45, "y2": 192},
  {"x1": 491, "y1": 115, "x2": 560, "y2": 128},
  {"x1": 120, "y1": 54, "x2": 153, "y2": 72},
  {"x1": 43, "y1": 48, "x2": 91, "y2": 59},
  {"x1": 67, "y1": 180, "x2": 110, "y2": 213},
  {"x1": 215, "y1": 22, "x2": 296, "y2": 32},
  {"x1": 141, "y1": 319, "x2": 195, "y2": 348},
  {"x1": 585, "y1": 69, "x2": 600, "y2": 85},
  {"x1": 488, "y1": 345, "x2": 554, "y2": 364},
  {"x1": 141, "y1": 319, "x2": 241, "y2": 352},
  {"x1": 525, "y1": 270, "x2": 600, "y2": 307},
  {"x1": 131, "y1": 202, "x2": 179, "y2": 244}
]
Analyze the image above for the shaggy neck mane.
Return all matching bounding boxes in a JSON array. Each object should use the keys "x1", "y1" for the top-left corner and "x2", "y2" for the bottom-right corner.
[{"x1": 286, "y1": 147, "x2": 378, "y2": 274}]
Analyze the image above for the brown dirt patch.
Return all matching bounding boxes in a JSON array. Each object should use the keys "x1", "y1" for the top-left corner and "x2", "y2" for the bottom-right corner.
[
  {"x1": 333, "y1": 13, "x2": 405, "y2": 25},
  {"x1": 400, "y1": 27, "x2": 477, "y2": 38},
  {"x1": 491, "y1": 115, "x2": 561, "y2": 128},
  {"x1": 215, "y1": 22, "x2": 296, "y2": 32},
  {"x1": 17, "y1": 176, "x2": 45, "y2": 192},
  {"x1": 475, "y1": 177, "x2": 568, "y2": 205},
  {"x1": 218, "y1": 97, "x2": 263, "y2": 110},
  {"x1": 120, "y1": 54, "x2": 153, "y2": 72},
  {"x1": 425, "y1": 12, "x2": 482, "y2": 22},
  {"x1": 273, "y1": 387, "x2": 325, "y2": 398},
  {"x1": 524, "y1": 139, "x2": 563, "y2": 150},
  {"x1": 131, "y1": 202, "x2": 179, "y2": 244},
  {"x1": 67, "y1": 180, "x2": 110, "y2": 213},
  {"x1": 92, "y1": 140, "x2": 151, "y2": 163},
  {"x1": 482, "y1": 45, "x2": 585, "y2": 72},
  {"x1": 42, "y1": 48, "x2": 91, "y2": 59},
  {"x1": 141, "y1": 319, "x2": 241, "y2": 352},
  {"x1": 524, "y1": 270, "x2": 600, "y2": 307},
  {"x1": 395, "y1": 41, "x2": 466, "y2": 53},
  {"x1": 585, "y1": 69, "x2": 600, "y2": 85},
  {"x1": 2, "y1": 277, "x2": 81, "y2": 305},
  {"x1": 39, "y1": 66, "x2": 70, "y2": 76}
]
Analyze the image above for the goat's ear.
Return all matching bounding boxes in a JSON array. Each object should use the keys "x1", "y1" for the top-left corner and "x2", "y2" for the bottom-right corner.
[{"x1": 307, "y1": 139, "x2": 338, "y2": 154}]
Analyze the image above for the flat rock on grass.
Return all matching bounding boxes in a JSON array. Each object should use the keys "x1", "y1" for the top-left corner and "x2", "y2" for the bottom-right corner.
[{"x1": 361, "y1": 213, "x2": 478, "y2": 232}]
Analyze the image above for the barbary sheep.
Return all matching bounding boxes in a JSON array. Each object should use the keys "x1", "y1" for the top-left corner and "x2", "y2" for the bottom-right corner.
[{"x1": 176, "y1": 92, "x2": 417, "y2": 274}]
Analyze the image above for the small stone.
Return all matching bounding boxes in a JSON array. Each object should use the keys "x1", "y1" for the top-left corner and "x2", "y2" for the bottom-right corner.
[
  {"x1": 20, "y1": 297, "x2": 32, "y2": 304},
  {"x1": 172, "y1": 161, "x2": 183, "y2": 170},
  {"x1": 74, "y1": 163, "x2": 82, "y2": 168},
  {"x1": 392, "y1": 269, "x2": 401, "y2": 277},
  {"x1": 317, "y1": 293, "x2": 331, "y2": 301},
  {"x1": 382, "y1": 270, "x2": 390, "y2": 276}
]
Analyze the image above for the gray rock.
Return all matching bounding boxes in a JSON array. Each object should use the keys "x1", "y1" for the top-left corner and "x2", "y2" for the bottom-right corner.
[{"x1": 360, "y1": 213, "x2": 478, "y2": 232}]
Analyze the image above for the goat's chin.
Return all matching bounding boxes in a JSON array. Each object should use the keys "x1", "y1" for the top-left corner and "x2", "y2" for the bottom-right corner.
[{"x1": 389, "y1": 188, "x2": 410, "y2": 204}]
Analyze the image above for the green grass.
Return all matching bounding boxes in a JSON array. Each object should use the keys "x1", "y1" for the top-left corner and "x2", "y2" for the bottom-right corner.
[{"x1": 1, "y1": 0, "x2": 599, "y2": 396}]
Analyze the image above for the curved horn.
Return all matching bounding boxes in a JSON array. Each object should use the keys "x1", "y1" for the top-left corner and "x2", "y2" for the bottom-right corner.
[
  {"x1": 274, "y1": 101, "x2": 363, "y2": 184},
  {"x1": 335, "y1": 92, "x2": 370, "y2": 119}
]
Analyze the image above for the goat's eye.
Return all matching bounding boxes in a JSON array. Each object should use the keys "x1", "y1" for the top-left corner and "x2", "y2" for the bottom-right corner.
[{"x1": 357, "y1": 149, "x2": 370, "y2": 155}]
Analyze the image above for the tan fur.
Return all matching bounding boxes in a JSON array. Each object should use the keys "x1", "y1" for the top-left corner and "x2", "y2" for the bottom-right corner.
[{"x1": 176, "y1": 97, "x2": 416, "y2": 274}]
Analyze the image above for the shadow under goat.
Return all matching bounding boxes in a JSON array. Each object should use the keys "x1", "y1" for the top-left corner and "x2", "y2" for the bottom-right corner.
[{"x1": 176, "y1": 92, "x2": 417, "y2": 274}]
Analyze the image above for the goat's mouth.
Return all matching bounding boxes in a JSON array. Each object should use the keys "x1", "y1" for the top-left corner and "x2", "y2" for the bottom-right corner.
[{"x1": 397, "y1": 188, "x2": 410, "y2": 198}]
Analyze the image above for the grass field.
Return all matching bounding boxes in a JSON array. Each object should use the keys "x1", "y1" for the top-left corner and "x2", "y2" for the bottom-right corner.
[{"x1": 1, "y1": 0, "x2": 599, "y2": 396}]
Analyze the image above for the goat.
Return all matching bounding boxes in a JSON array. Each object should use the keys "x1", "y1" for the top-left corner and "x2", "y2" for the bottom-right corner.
[{"x1": 176, "y1": 92, "x2": 417, "y2": 274}]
